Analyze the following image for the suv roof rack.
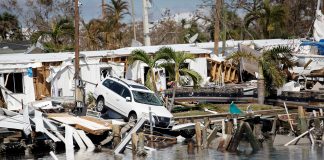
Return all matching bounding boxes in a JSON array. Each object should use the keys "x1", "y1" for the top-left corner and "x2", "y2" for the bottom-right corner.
[{"x1": 110, "y1": 76, "x2": 130, "y2": 88}]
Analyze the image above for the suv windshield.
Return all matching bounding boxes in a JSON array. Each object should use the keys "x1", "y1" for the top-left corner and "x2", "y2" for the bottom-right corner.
[{"x1": 132, "y1": 91, "x2": 163, "y2": 106}]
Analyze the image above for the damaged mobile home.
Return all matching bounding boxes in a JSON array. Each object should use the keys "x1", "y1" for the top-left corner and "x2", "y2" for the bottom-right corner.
[{"x1": 0, "y1": 44, "x2": 214, "y2": 111}]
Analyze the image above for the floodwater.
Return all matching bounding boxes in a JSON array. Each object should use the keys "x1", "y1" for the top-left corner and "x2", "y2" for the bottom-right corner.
[{"x1": 4, "y1": 140, "x2": 324, "y2": 160}]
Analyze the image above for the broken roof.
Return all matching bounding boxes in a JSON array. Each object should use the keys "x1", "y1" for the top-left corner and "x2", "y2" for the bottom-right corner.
[{"x1": 113, "y1": 44, "x2": 212, "y2": 55}]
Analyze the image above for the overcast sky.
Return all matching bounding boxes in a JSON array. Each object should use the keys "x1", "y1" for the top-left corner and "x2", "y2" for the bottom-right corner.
[{"x1": 80, "y1": 0, "x2": 204, "y2": 22}]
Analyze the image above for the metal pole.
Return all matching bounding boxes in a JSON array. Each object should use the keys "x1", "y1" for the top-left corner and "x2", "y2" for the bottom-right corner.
[
  {"x1": 221, "y1": 0, "x2": 226, "y2": 56},
  {"x1": 130, "y1": 0, "x2": 136, "y2": 40},
  {"x1": 102, "y1": 0, "x2": 106, "y2": 19},
  {"x1": 214, "y1": 0, "x2": 221, "y2": 55},
  {"x1": 142, "y1": 0, "x2": 151, "y2": 46},
  {"x1": 149, "y1": 107, "x2": 153, "y2": 136}
]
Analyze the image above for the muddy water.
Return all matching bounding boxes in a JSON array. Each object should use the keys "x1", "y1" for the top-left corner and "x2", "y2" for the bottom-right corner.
[{"x1": 4, "y1": 141, "x2": 324, "y2": 160}]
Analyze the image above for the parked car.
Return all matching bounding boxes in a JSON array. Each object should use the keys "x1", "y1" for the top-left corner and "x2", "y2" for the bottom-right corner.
[{"x1": 93, "y1": 77, "x2": 175, "y2": 129}]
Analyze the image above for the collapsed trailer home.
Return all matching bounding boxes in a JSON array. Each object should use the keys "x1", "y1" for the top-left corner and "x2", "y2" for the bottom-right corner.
[
  {"x1": 0, "y1": 39, "x2": 305, "y2": 111},
  {"x1": 0, "y1": 44, "x2": 217, "y2": 110},
  {"x1": 0, "y1": 51, "x2": 124, "y2": 110}
]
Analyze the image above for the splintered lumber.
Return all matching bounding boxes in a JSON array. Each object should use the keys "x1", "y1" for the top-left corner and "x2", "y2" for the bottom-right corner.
[
  {"x1": 284, "y1": 127, "x2": 315, "y2": 146},
  {"x1": 284, "y1": 102, "x2": 295, "y2": 132},
  {"x1": 114, "y1": 116, "x2": 147, "y2": 154},
  {"x1": 65, "y1": 125, "x2": 74, "y2": 160},
  {"x1": 76, "y1": 130, "x2": 95, "y2": 149},
  {"x1": 49, "y1": 115, "x2": 111, "y2": 135}
]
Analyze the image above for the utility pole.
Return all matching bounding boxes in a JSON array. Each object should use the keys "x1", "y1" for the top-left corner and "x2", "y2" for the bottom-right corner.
[
  {"x1": 214, "y1": 0, "x2": 221, "y2": 56},
  {"x1": 322, "y1": 0, "x2": 324, "y2": 14},
  {"x1": 74, "y1": 0, "x2": 86, "y2": 116},
  {"x1": 74, "y1": 0, "x2": 80, "y2": 80},
  {"x1": 221, "y1": 0, "x2": 226, "y2": 56},
  {"x1": 142, "y1": 0, "x2": 151, "y2": 46},
  {"x1": 130, "y1": 0, "x2": 136, "y2": 40}
]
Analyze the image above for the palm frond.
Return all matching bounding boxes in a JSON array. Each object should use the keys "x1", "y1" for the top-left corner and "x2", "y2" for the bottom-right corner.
[
  {"x1": 180, "y1": 68, "x2": 202, "y2": 88},
  {"x1": 128, "y1": 49, "x2": 152, "y2": 67},
  {"x1": 226, "y1": 51, "x2": 259, "y2": 62},
  {"x1": 263, "y1": 46, "x2": 294, "y2": 69},
  {"x1": 158, "y1": 62, "x2": 175, "y2": 81}
]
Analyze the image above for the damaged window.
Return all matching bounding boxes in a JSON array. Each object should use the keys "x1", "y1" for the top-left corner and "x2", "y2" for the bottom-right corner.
[
  {"x1": 4, "y1": 73, "x2": 24, "y2": 93},
  {"x1": 100, "y1": 67, "x2": 112, "y2": 80}
]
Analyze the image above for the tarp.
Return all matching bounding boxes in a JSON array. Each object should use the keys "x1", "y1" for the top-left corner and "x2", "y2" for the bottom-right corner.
[{"x1": 300, "y1": 39, "x2": 324, "y2": 55}]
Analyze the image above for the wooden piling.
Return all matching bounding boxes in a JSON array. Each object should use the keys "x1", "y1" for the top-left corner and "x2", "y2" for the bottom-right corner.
[
  {"x1": 271, "y1": 118, "x2": 277, "y2": 134},
  {"x1": 202, "y1": 127, "x2": 207, "y2": 149},
  {"x1": 319, "y1": 109, "x2": 323, "y2": 116},
  {"x1": 227, "y1": 122, "x2": 260, "y2": 152},
  {"x1": 253, "y1": 123, "x2": 263, "y2": 141},
  {"x1": 195, "y1": 122, "x2": 202, "y2": 149},
  {"x1": 204, "y1": 118, "x2": 210, "y2": 129},
  {"x1": 297, "y1": 106, "x2": 307, "y2": 134},
  {"x1": 137, "y1": 132, "x2": 147, "y2": 156},
  {"x1": 225, "y1": 120, "x2": 233, "y2": 135},
  {"x1": 112, "y1": 125, "x2": 121, "y2": 148},
  {"x1": 131, "y1": 133, "x2": 138, "y2": 153}
]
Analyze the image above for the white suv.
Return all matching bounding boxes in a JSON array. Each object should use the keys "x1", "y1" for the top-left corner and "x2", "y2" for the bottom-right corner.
[{"x1": 93, "y1": 77, "x2": 175, "y2": 129}]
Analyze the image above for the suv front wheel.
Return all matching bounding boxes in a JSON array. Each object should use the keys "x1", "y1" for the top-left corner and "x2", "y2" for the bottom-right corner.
[
  {"x1": 96, "y1": 97, "x2": 107, "y2": 114},
  {"x1": 127, "y1": 112, "x2": 137, "y2": 122}
]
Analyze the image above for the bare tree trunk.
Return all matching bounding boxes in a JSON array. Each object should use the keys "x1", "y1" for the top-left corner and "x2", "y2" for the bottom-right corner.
[
  {"x1": 214, "y1": 0, "x2": 222, "y2": 55},
  {"x1": 151, "y1": 68, "x2": 158, "y2": 92},
  {"x1": 170, "y1": 68, "x2": 179, "y2": 111}
]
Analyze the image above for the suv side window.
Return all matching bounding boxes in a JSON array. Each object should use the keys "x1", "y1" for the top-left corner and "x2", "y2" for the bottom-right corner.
[
  {"x1": 102, "y1": 79, "x2": 110, "y2": 88},
  {"x1": 121, "y1": 87, "x2": 131, "y2": 99},
  {"x1": 108, "y1": 80, "x2": 123, "y2": 95}
]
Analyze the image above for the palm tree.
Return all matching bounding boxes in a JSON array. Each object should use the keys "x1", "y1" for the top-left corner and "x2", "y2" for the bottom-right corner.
[
  {"x1": 157, "y1": 47, "x2": 202, "y2": 109},
  {"x1": 81, "y1": 19, "x2": 104, "y2": 50},
  {"x1": 31, "y1": 18, "x2": 74, "y2": 52},
  {"x1": 128, "y1": 49, "x2": 169, "y2": 92},
  {"x1": 244, "y1": 0, "x2": 286, "y2": 39},
  {"x1": 0, "y1": 12, "x2": 22, "y2": 41},
  {"x1": 226, "y1": 46, "x2": 293, "y2": 104},
  {"x1": 104, "y1": 0, "x2": 129, "y2": 48}
]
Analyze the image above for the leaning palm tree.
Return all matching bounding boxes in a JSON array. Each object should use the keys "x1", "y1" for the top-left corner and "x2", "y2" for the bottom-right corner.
[
  {"x1": 157, "y1": 47, "x2": 202, "y2": 110},
  {"x1": 0, "y1": 12, "x2": 22, "y2": 41},
  {"x1": 226, "y1": 45, "x2": 293, "y2": 104},
  {"x1": 128, "y1": 49, "x2": 169, "y2": 92},
  {"x1": 31, "y1": 18, "x2": 74, "y2": 52}
]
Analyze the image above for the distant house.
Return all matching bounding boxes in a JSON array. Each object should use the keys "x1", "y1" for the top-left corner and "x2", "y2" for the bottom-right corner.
[
  {"x1": 0, "y1": 41, "x2": 31, "y2": 54},
  {"x1": 0, "y1": 40, "x2": 45, "y2": 54}
]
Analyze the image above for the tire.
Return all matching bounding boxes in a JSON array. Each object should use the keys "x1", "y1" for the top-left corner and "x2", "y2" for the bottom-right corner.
[
  {"x1": 127, "y1": 112, "x2": 137, "y2": 122},
  {"x1": 96, "y1": 97, "x2": 107, "y2": 114},
  {"x1": 180, "y1": 129, "x2": 195, "y2": 139}
]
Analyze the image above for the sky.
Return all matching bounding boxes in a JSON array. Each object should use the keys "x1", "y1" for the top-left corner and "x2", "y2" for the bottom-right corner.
[{"x1": 80, "y1": 0, "x2": 204, "y2": 22}]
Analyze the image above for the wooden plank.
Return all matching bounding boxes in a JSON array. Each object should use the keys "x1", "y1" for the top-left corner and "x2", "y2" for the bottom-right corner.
[
  {"x1": 81, "y1": 116, "x2": 112, "y2": 128},
  {"x1": 73, "y1": 130, "x2": 86, "y2": 149},
  {"x1": 76, "y1": 130, "x2": 95, "y2": 149},
  {"x1": 50, "y1": 116, "x2": 111, "y2": 135}
]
